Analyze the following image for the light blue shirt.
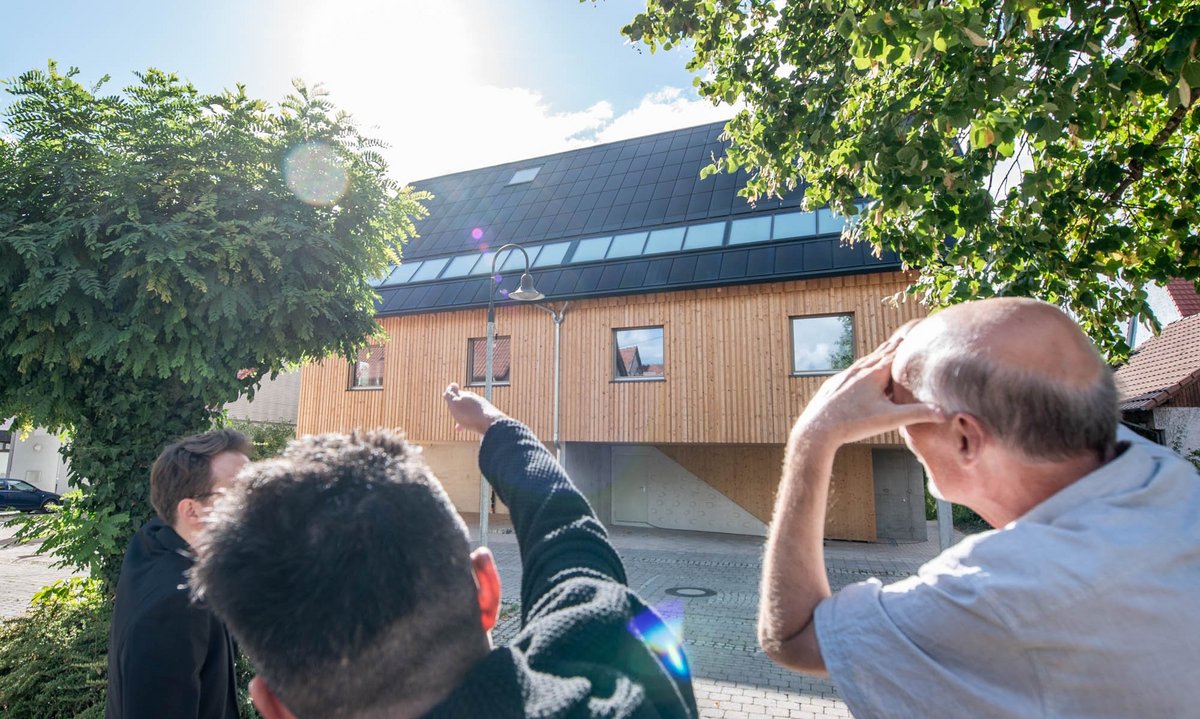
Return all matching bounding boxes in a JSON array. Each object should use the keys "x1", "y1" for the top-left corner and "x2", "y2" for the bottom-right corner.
[{"x1": 815, "y1": 430, "x2": 1200, "y2": 719}]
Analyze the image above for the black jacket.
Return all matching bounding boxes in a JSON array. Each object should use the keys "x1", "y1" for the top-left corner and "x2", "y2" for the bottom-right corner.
[
  {"x1": 425, "y1": 419, "x2": 698, "y2": 718},
  {"x1": 105, "y1": 518, "x2": 240, "y2": 719}
]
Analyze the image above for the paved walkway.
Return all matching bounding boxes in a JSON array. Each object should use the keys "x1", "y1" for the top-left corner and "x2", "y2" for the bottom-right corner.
[
  {"x1": 471, "y1": 515, "x2": 958, "y2": 719},
  {"x1": 1, "y1": 511, "x2": 960, "y2": 718}
]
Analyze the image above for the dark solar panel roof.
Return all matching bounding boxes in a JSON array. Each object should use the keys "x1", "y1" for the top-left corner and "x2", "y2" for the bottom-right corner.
[{"x1": 380, "y1": 122, "x2": 898, "y2": 315}]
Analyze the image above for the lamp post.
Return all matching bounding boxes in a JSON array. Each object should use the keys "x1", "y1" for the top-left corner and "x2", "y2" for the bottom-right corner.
[{"x1": 480, "y1": 243, "x2": 543, "y2": 546}]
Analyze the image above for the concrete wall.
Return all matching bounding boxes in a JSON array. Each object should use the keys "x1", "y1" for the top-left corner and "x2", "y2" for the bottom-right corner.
[
  {"x1": 609, "y1": 445, "x2": 767, "y2": 536},
  {"x1": 872, "y1": 448, "x2": 927, "y2": 542},
  {"x1": 563, "y1": 443, "x2": 612, "y2": 525},
  {"x1": 1154, "y1": 407, "x2": 1200, "y2": 457}
]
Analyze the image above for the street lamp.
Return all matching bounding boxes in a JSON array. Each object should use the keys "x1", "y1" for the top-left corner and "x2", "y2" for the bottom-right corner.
[{"x1": 480, "y1": 243, "x2": 543, "y2": 546}]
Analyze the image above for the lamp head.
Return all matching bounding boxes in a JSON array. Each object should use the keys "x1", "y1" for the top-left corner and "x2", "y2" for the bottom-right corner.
[{"x1": 510, "y1": 272, "x2": 544, "y2": 301}]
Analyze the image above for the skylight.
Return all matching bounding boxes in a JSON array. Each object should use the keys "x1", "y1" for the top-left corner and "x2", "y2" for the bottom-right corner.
[{"x1": 507, "y1": 166, "x2": 541, "y2": 185}]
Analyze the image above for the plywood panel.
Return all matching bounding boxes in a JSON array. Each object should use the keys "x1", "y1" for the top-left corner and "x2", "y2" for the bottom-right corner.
[
  {"x1": 297, "y1": 270, "x2": 925, "y2": 448},
  {"x1": 656, "y1": 443, "x2": 877, "y2": 542}
]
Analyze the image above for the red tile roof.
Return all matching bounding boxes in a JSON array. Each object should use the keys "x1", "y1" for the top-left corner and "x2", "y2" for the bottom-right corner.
[
  {"x1": 1115, "y1": 313, "x2": 1200, "y2": 410},
  {"x1": 617, "y1": 347, "x2": 640, "y2": 376},
  {"x1": 1165, "y1": 278, "x2": 1200, "y2": 318}
]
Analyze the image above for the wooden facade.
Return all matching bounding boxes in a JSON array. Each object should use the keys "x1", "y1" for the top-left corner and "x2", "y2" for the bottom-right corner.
[
  {"x1": 298, "y1": 270, "x2": 925, "y2": 446},
  {"x1": 297, "y1": 270, "x2": 926, "y2": 542}
]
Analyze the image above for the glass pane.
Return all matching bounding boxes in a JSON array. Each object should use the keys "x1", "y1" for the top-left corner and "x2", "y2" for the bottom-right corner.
[
  {"x1": 772, "y1": 211, "x2": 817, "y2": 240},
  {"x1": 728, "y1": 216, "x2": 773, "y2": 245},
  {"x1": 791, "y1": 315, "x2": 855, "y2": 374},
  {"x1": 644, "y1": 227, "x2": 685, "y2": 254},
  {"x1": 350, "y1": 345, "x2": 385, "y2": 388},
  {"x1": 682, "y1": 221, "x2": 726, "y2": 250},
  {"x1": 570, "y1": 236, "x2": 611, "y2": 263},
  {"x1": 467, "y1": 336, "x2": 512, "y2": 385},
  {"x1": 441, "y1": 254, "x2": 483, "y2": 278},
  {"x1": 614, "y1": 327, "x2": 665, "y2": 380},
  {"x1": 410, "y1": 257, "x2": 450, "y2": 282},
  {"x1": 384, "y1": 262, "x2": 422, "y2": 285},
  {"x1": 817, "y1": 207, "x2": 846, "y2": 235},
  {"x1": 533, "y1": 241, "x2": 571, "y2": 267},
  {"x1": 499, "y1": 246, "x2": 539, "y2": 272},
  {"x1": 607, "y1": 232, "x2": 648, "y2": 259}
]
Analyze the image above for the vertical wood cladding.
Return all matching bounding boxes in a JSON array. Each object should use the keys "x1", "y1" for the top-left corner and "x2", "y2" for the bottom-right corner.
[{"x1": 297, "y1": 271, "x2": 925, "y2": 446}]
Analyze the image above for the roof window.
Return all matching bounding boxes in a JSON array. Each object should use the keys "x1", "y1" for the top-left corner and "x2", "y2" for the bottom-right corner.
[{"x1": 507, "y1": 166, "x2": 542, "y2": 185}]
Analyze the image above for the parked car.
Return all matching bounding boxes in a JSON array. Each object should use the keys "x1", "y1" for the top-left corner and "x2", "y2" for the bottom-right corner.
[{"x1": 0, "y1": 478, "x2": 61, "y2": 512}]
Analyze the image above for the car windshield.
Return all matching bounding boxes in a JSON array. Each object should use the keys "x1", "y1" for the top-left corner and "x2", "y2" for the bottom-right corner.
[{"x1": 9, "y1": 480, "x2": 36, "y2": 492}]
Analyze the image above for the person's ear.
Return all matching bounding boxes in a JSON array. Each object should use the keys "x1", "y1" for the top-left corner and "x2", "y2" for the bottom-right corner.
[
  {"x1": 952, "y1": 413, "x2": 988, "y2": 465},
  {"x1": 175, "y1": 498, "x2": 201, "y2": 527},
  {"x1": 250, "y1": 676, "x2": 299, "y2": 719},
  {"x1": 470, "y1": 546, "x2": 502, "y2": 632}
]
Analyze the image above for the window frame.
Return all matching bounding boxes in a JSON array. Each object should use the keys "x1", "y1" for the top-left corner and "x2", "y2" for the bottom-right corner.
[
  {"x1": 788, "y1": 313, "x2": 856, "y2": 377},
  {"x1": 348, "y1": 344, "x2": 386, "y2": 390},
  {"x1": 466, "y1": 336, "x2": 513, "y2": 387},
  {"x1": 612, "y1": 325, "x2": 667, "y2": 383}
]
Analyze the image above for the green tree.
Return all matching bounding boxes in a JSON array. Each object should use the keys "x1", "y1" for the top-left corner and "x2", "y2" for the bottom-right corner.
[
  {"x1": 0, "y1": 63, "x2": 427, "y2": 589},
  {"x1": 618, "y1": 0, "x2": 1200, "y2": 356}
]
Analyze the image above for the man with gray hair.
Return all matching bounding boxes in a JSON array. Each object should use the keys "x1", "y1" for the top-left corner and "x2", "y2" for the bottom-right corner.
[{"x1": 758, "y1": 297, "x2": 1200, "y2": 718}]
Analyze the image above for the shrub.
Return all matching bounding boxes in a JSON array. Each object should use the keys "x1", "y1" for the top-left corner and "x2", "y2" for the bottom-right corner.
[
  {"x1": 0, "y1": 578, "x2": 259, "y2": 718},
  {"x1": 0, "y1": 579, "x2": 107, "y2": 719}
]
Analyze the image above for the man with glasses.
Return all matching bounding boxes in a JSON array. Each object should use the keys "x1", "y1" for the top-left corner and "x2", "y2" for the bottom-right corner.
[
  {"x1": 758, "y1": 297, "x2": 1200, "y2": 718},
  {"x1": 106, "y1": 429, "x2": 251, "y2": 719}
]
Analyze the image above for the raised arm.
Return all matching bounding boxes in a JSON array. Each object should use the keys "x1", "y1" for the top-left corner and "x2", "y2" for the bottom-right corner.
[
  {"x1": 443, "y1": 383, "x2": 626, "y2": 620},
  {"x1": 758, "y1": 331, "x2": 942, "y2": 674}
]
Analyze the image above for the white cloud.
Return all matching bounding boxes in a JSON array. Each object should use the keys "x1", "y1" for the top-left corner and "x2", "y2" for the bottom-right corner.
[
  {"x1": 357, "y1": 85, "x2": 734, "y2": 184},
  {"x1": 595, "y1": 87, "x2": 736, "y2": 144}
]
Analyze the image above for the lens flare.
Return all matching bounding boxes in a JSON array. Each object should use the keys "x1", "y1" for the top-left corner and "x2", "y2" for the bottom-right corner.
[
  {"x1": 284, "y1": 141, "x2": 349, "y2": 207},
  {"x1": 627, "y1": 603, "x2": 690, "y2": 678},
  {"x1": 471, "y1": 227, "x2": 484, "y2": 241}
]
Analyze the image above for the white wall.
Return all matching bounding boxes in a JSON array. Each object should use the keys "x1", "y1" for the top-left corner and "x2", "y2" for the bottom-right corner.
[
  {"x1": 1154, "y1": 407, "x2": 1200, "y2": 457},
  {"x1": 6, "y1": 428, "x2": 69, "y2": 493},
  {"x1": 225, "y1": 371, "x2": 301, "y2": 424}
]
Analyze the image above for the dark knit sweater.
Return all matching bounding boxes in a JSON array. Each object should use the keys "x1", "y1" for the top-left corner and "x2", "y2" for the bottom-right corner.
[
  {"x1": 106, "y1": 518, "x2": 240, "y2": 719},
  {"x1": 425, "y1": 419, "x2": 698, "y2": 718}
]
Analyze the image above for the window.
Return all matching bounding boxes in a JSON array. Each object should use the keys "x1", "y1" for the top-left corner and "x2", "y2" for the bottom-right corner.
[
  {"x1": 349, "y1": 345, "x2": 385, "y2": 389},
  {"x1": 728, "y1": 216, "x2": 772, "y2": 245},
  {"x1": 682, "y1": 221, "x2": 725, "y2": 250},
  {"x1": 771, "y1": 211, "x2": 817, "y2": 240},
  {"x1": 791, "y1": 315, "x2": 855, "y2": 375},
  {"x1": 508, "y1": 166, "x2": 541, "y2": 185},
  {"x1": 569, "y1": 236, "x2": 611, "y2": 263},
  {"x1": 614, "y1": 327, "x2": 665, "y2": 381},
  {"x1": 441, "y1": 254, "x2": 483, "y2": 278},
  {"x1": 410, "y1": 257, "x2": 449, "y2": 282},
  {"x1": 644, "y1": 227, "x2": 685, "y2": 254},
  {"x1": 467, "y1": 336, "x2": 511, "y2": 385},
  {"x1": 606, "y1": 232, "x2": 647, "y2": 258}
]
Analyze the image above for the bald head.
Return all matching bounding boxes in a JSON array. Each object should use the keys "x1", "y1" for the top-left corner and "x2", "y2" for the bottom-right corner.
[{"x1": 895, "y1": 298, "x2": 1118, "y2": 461}]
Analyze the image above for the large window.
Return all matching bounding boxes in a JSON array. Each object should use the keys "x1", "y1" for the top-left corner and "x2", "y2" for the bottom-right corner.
[
  {"x1": 350, "y1": 345, "x2": 385, "y2": 389},
  {"x1": 790, "y1": 315, "x2": 855, "y2": 375},
  {"x1": 614, "y1": 327, "x2": 665, "y2": 381},
  {"x1": 467, "y1": 336, "x2": 511, "y2": 386}
]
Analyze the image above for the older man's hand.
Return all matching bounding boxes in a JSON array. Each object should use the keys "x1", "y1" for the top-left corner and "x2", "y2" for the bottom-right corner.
[
  {"x1": 794, "y1": 326, "x2": 942, "y2": 447},
  {"x1": 443, "y1": 383, "x2": 509, "y2": 436}
]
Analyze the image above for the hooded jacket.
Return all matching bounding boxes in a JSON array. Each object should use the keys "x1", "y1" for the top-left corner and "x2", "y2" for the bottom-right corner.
[
  {"x1": 106, "y1": 517, "x2": 240, "y2": 719},
  {"x1": 424, "y1": 419, "x2": 698, "y2": 718}
]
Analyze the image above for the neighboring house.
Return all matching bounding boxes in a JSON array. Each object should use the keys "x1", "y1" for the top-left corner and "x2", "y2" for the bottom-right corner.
[
  {"x1": 298, "y1": 121, "x2": 930, "y2": 542},
  {"x1": 1116, "y1": 312, "x2": 1200, "y2": 458},
  {"x1": 2, "y1": 373, "x2": 302, "y2": 495}
]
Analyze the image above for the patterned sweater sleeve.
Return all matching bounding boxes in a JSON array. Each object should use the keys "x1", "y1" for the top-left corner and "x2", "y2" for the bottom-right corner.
[{"x1": 478, "y1": 418, "x2": 627, "y2": 624}]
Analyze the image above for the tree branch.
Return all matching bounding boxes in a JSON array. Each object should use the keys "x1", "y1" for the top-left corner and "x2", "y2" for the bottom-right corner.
[{"x1": 1105, "y1": 98, "x2": 1198, "y2": 205}]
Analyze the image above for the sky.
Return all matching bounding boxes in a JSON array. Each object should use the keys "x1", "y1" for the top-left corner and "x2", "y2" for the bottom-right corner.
[{"x1": 1, "y1": 0, "x2": 735, "y2": 184}]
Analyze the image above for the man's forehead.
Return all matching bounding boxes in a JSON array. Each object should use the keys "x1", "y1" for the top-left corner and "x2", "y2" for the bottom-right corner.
[{"x1": 892, "y1": 316, "x2": 941, "y2": 382}]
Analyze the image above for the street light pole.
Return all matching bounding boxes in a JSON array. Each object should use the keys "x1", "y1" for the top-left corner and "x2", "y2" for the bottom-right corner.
[
  {"x1": 534, "y1": 302, "x2": 569, "y2": 463},
  {"x1": 480, "y1": 243, "x2": 543, "y2": 547}
]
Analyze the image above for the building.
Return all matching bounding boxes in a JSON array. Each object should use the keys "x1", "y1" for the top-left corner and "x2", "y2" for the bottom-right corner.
[
  {"x1": 297, "y1": 122, "x2": 930, "y2": 542},
  {"x1": 1117, "y1": 312, "x2": 1200, "y2": 458}
]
